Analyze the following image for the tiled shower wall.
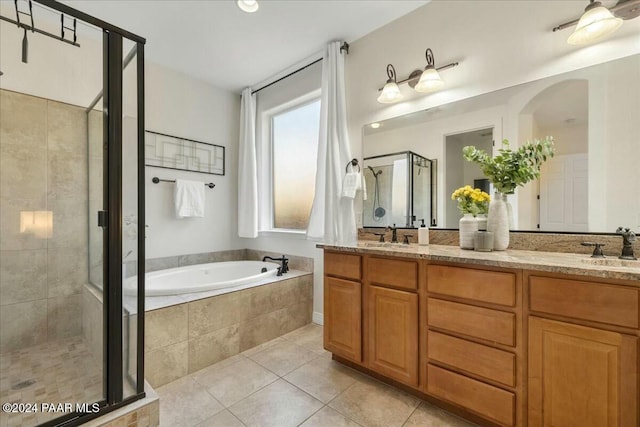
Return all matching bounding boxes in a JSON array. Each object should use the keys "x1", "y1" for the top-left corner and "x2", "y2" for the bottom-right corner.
[{"x1": 0, "y1": 90, "x2": 88, "y2": 353}]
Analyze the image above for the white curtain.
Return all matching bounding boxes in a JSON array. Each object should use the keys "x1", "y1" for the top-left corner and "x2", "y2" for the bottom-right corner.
[
  {"x1": 238, "y1": 88, "x2": 258, "y2": 238},
  {"x1": 307, "y1": 41, "x2": 356, "y2": 245}
]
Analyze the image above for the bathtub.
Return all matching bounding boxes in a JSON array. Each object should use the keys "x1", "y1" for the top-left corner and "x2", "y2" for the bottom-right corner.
[{"x1": 124, "y1": 260, "x2": 280, "y2": 296}]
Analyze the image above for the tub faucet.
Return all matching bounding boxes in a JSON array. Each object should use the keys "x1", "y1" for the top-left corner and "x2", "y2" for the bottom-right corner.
[
  {"x1": 616, "y1": 227, "x2": 637, "y2": 260},
  {"x1": 262, "y1": 255, "x2": 289, "y2": 275}
]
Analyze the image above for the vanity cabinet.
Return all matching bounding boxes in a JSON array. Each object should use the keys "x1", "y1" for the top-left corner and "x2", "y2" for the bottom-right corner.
[
  {"x1": 527, "y1": 272, "x2": 639, "y2": 427},
  {"x1": 322, "y1": 248, "x2": 640, "y2": 427},
  {"x1": 426, "y1": 264, "x2": 521, "y2": 427},
  {"x1": 366, "y1": 284, "x2": 419, "y2": 386},
  {"x1": 323, "y1": 252, "x2": 362, "y2": 362},
  {"x1": 528, "y1": 317, "x2": 637, "y2": 427},
  {"x1": 364, "y1": 256, "x2": 420, "y2": 387}
]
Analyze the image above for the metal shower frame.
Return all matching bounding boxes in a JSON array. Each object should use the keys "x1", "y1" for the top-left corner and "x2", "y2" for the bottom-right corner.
[{"x1": 2, "y1": 1, "x2": 148, "y2": 426}]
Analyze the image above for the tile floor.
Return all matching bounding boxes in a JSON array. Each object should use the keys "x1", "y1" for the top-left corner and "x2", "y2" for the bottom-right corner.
[
  {"x1": 157, "y1": 324, "x2": 476, "y2": 427},
  {"x1": 0, "y1": 336, "x2": 105, "y2": 427}
]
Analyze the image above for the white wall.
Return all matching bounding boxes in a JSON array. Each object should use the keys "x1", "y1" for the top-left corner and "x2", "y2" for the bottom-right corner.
[
  {"x1": 0, "y1": 16, "x2": 102, "y2": 107},
  {"x1": 145, "y1": 63, "x2": 242, "y2": 259}
]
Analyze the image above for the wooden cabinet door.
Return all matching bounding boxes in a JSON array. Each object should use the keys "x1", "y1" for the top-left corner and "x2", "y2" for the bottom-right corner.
[
  {"x1": 367, "y1": 285, "x2": 418, "y2": 386},
  {"x1": 324, "y1": 277, "x2": 362, "y2": 362},
  {"x1": 528, "y1": 317, "x2": 638, "y2": 427}
]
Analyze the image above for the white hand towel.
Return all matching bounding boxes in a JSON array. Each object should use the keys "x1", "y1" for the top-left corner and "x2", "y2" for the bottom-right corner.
[
  {"x1": 174, "y1": 179, "x2": 205, "y2": 218},
  {"x1": 361, "y1": 172, "x2": 367, "y2": 201},
  {"x1": 341, "y1": 172, "x2": 361, "y2": 199}
]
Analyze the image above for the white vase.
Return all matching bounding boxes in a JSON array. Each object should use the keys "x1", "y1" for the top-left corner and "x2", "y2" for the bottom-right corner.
[
  {"x1": 459, "y1": 214, "x2": 478, "y2": 249},
  {"x1": 476, "y1": 214, "x2": 488, "y2": 231},
  {"x1": 488, "y1": 192, "x2": 510, "y2": 250}
]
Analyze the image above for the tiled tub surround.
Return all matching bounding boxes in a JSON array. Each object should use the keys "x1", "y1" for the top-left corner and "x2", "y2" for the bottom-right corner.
[
  {"x1": 144, "y1": 272, "x2": 313, "y2": 388},
  {"x1": 359, "y1": 228, "x2": 640, "y2": 258},
  {"x1": 0, "y1": 89, "x2": 89, "y2": 354}
]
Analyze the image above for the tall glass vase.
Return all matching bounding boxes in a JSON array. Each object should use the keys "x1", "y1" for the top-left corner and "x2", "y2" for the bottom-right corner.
[{"x1": 488, "y1": 192, "x2": 510, "y2": 250}]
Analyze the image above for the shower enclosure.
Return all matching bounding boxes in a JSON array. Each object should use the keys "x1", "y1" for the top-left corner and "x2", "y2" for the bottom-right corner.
[
  {"x1": 363, "y1": 151, "x2": 436, "y2": 228},
  {"x1": 0, "y1": 1, "x2": 145, "y2": 426}
]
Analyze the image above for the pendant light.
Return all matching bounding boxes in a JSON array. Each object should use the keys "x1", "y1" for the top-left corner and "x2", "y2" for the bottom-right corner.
[
  {"x1": 414, "y1": 49, "x2": 444, "y2": 93},
  {"x1": 567, "y1": 0, "x2": 623, "y2": 45},
  {"x1": 377, "y1": 64, "x2": 403, "y2": 104}
]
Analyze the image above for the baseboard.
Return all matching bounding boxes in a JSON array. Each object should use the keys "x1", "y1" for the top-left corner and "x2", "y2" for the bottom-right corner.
[{"x1": 312, "y1": 311, "x2": 324, "y2": 325}]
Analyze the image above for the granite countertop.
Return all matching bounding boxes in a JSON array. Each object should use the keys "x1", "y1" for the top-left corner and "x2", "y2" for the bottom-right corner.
[{"x1": 318, "y1": 243, "x2": 640, "y2": 282}]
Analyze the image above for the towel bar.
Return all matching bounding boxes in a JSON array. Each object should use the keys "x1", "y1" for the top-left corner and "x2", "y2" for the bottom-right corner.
[{"x1": 152, "y1": 177, "x2": 215, "y2": 189}]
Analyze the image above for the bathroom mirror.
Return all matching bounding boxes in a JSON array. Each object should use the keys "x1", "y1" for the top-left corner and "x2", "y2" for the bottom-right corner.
[{"x1": 362, "y1": 54, "x2": 640, "y2": 233}]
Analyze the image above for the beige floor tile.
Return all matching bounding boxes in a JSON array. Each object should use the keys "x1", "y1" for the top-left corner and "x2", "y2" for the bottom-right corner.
[
  {"x1": 229, "y1": 379, "x2": 323, "y2": 427},
  {"x1": 247, "y1": 339, "x2": 318, "y2": 376},
  {"x1": 300, "y1": 406, "x2": 362, "y2": 427},
  {"x1": 190, "y1": 353, "x2": 247, "y2": 383},
  {"x1": 284, "y1": 357, "x2": 363, "y2": 403},
  {"x1": 196, "y1": 409, "x2": 245, "y2": 427},
  {"x1": 329, "y1": 377, "x2": 420, "y2": 427},
  {"x1": 157, "y1": 377, "x2": 224, "y2": 427},
  {"x1": 240, "y1": 336, "x2": 284, "y2": 357},
  {"x1": 194, "y1": 357, "x2": 278, "y2": 407},
  {"x1": 281, "y1": 323, "x2": 325, "y2": 354},
  {"x1": 403, "y1": 402, "x2": 477, "y2": 426}
]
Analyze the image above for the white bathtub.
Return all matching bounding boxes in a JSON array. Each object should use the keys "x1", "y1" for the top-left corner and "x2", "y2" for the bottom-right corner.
[{"x1": 124, "y1": 260, "x2": 280, "y2": 296}]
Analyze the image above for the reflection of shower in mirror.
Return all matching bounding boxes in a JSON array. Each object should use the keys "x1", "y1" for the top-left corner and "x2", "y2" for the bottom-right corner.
[
  {"x1": 363, "y1": 151, "x2": 436, "y2": 228},
  {"x1": 367, "y1": 166, "x2": 386, "y2": 221}
]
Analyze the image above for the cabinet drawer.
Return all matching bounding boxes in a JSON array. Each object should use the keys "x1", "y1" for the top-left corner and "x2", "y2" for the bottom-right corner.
[
  {"x1": 529, "y1": 276, "x2": 639, "y2": 329},
  {"x1": 428, "y1": 331, "x2": 515, "y2": 387},
  {"x1": 367, "y1": 257, "x2": 418, "y2": 291},
  {"x1": 428, "y1": 364, "x2": 515, "y2": 426},
  {"x1": 428, "y1": 299, "x2": 515, "y2": 346},
  {"x1": 428, "y1": 265, "x2": 516, "y2": 307},
  {"x1": 325, "y1": 252, "x2": 361, "y2": 280}
]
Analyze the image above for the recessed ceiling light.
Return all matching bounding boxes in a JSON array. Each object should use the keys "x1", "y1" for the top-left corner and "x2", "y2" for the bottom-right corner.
[
  {"x1": 371, "y1": 123, "x2": 381, "y2": 129},
  {"x1": 237, "y1": 0, "x2": 259, "y2": 13}
]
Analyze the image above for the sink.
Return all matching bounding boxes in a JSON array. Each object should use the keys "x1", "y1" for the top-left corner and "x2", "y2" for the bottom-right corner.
[{"x1": 581, "y1": 257, "x2": 639, "y2": 268}]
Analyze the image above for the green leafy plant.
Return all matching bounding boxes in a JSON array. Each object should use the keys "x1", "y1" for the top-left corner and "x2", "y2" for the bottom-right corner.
[{"x1": 462, "y1": 137, "x2": 555, "y2": 194}]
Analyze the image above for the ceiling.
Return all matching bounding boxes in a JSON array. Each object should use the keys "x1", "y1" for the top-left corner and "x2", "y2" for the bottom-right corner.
[{"x1": 60, "y1": 0, "x2": 428, "y2": 92}]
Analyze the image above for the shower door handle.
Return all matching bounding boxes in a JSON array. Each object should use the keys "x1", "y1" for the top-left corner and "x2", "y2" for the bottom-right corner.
[{"x1": 98, "y1": 210, "x2": 108, "y2": 228}]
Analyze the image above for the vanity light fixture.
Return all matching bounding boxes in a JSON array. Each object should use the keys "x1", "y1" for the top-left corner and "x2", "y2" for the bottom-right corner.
[
  {"x1": 414, "y1": 49, "x2": 444, "y2": 93},
  {"x1": 553, "y1": 0, "x2": 640, "y2": 45},
  {"x1": 377, "y1": 64, "x2": 403, "y2": 104},
  {"x1": 568, "y1": 0, "x2": 623, "y2": 44},
  {"x1": 237, "y1": 0, "x2": 259, "y2": 13},
  {"x1": 376, "y1": 49, "x2": 459, "y2": 104}
]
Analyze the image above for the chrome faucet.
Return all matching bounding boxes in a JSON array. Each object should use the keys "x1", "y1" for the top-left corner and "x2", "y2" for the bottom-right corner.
[
  {"x1": 616, "y1": 227, "x2": 637, "y2": 260},
  {"x1": 262, "y1": 255, "x2": 289, "y2": 275}
]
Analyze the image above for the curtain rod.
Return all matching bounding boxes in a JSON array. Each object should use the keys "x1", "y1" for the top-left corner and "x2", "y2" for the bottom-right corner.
[{"x1": 251, "y1": 41, "x2": 349, "y2": 95}]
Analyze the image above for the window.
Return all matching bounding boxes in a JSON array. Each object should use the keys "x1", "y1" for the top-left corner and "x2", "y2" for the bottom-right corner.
[{"x1": 271, "y1": 98, "x2": 321, "y2": 230}]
